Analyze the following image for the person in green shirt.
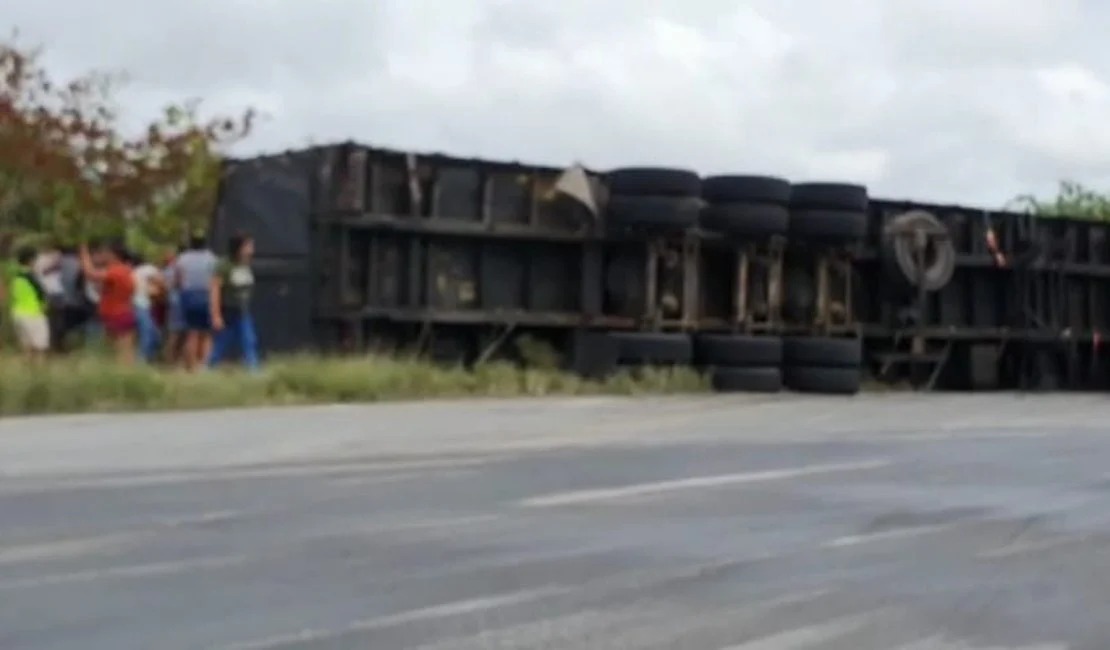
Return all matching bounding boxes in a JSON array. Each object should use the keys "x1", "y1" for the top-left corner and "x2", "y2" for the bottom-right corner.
[
  {"x1": 0, "y1": 258, "x2": 10, "y2": 353},
  {"x1": 207, "y1": 233, "x2": 259, "y2": 370},
  {"x1": 8, "y1": 246, "x2": 50, "y2": 360}
]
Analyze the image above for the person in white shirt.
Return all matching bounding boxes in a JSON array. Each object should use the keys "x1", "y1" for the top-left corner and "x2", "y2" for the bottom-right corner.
[
  {"x1": 34, "y1": 246, "x2": 64, "y2": 297},
  {"x1": 34, "y1": 242, "x2": 64, "y2": 351},
  {"x1": 130, "y1": 252, "x2": 164, "y2": 362}
]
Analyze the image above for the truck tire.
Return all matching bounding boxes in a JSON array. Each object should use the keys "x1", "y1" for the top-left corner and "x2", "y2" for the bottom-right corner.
[
  {"x1": 790, "y1": 183, "x2": 868, "y2": 211},
  {"x1": 711, "y1": 366, "x2": 783, "y2": 393},
  {"x1": 694, "y1": 334, "x2": 782, "y2": 366},
  {"x1": 699, "y1": 203, "x2": 789, "y2": 239},
  {"x1": 882, "y1": 210, "x2": 956, "y2": 292},
  {"x1": 702, "y1": 175, "x2": 791, "y2": 204},
  {"x1": 611, "y1": 332, "x2": 693, "y2": 365},
  {"x1": 784, "y1": 366, "x2": 861, "y2": 394},
  {"x1": 788, "y1": 208, "x2": 867, "y2": 242},
  {"x1": 607, "y1": 167, "x2": 701, "y2": 197},
  {"x1": 607, "y1": 196, "x2": 700, "y2": 232},
  {"x1": 783, "y1": 336, "x2": 862, "y2": 367}
]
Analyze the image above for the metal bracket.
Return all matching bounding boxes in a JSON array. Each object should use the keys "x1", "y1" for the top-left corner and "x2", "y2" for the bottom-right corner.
[{"x1": 475, "y1": 323, "x2": 518, "y2": 365}]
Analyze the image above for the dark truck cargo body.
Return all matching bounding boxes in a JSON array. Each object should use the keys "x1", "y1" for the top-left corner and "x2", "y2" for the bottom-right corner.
[{"x1": 209, "y1": 142, "x2": 1110, "y2": 391}]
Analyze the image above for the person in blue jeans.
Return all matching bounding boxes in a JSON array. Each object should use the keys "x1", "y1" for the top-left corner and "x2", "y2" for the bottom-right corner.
[
  {"x1": 174, "y1": 235, "x2": 218, "y2": 371},
  {"x1": 208, "y1": 233, "x2": 259, "y2": 371},
  {"x1": 129, "y1": 252, "x2": 164, "y2": 362}
]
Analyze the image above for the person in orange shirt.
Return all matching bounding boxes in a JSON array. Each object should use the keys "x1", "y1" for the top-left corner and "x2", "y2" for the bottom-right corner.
[{"x1": 79, "y1": 241, "x2": 136, "y2": 364}]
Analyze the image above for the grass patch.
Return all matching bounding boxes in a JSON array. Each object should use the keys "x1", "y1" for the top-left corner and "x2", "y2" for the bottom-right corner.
[{"x1": 0, "y1": 353, "x2": 709, "y2": 417}]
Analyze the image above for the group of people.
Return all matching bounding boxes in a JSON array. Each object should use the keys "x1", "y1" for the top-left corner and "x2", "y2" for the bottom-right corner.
[{"x1": 1, "y1": 232, "x2": 259, "y2": 371}]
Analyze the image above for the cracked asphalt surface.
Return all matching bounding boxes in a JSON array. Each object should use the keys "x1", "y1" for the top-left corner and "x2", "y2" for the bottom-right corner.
[{"x1": 1, "y1": 394, "x2": 1109, "y2": 649}]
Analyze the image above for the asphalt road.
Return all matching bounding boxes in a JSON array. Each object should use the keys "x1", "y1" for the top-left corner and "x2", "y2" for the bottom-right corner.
[{"x1": 1, "y1": 394, "x2": 1109, "y2": 649}]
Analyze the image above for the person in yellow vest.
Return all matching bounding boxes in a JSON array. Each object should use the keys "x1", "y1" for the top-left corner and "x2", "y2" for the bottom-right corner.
[{"x1": 9, "y1": 246, "x2": 51, "y2": 361}]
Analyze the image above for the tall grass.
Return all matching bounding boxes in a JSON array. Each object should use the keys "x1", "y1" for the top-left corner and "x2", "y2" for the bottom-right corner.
[{"x1": 0, "y1": 353, "x2": 708, "y2": 416}]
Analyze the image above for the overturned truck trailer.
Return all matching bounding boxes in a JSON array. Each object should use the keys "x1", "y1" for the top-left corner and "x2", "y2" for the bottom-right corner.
[{"x1": 209, "y1": 142, "x2": 1110, "y2": 393}]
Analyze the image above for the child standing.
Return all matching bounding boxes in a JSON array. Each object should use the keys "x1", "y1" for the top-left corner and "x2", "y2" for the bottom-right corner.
[{"x1": 9, "y1": 247, "x2": 50, "y2": 361}]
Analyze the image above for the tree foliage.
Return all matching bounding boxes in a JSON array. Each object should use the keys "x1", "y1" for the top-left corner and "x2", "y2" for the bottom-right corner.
[
  {"x1": 1010, "y1": 181, "x2": 1110, "y2": 222},
  {"x1": 0, "y1": 33, "x2": 255, "y2": 253}
]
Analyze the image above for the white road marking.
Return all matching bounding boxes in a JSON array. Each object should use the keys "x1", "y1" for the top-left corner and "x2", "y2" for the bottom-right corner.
[
  {"x1": 342, "y1": 514, "x2": 501, "y2": 537},
  {"x1": 518, "y1": 459, "x2": 891, "y2": 507},
  {"x1": 224, "y1": 586, "x2": 571, "y2": 649},
  {"x1": 0, "y1": 456, "x2": 491, "y2": 493},
  {"x1": 977, "y1": 535, "x2": 1086, "y2": 559},
  {"x1": 0, "y1": 532, "x2": 138, "y2": 565},
  {"x1": 719, "y1": 613, "x2": 875, "y2": 649},
  {"x1": 327, "y1": 467, "x2": 479, "y2": 487},
  {"x1": 892, "y1": 636, "x2": 1065, "y2": 649},
  {"x1": 402, "y1": 589, "x2": 834, "y2": 650},
  {"x1": 0, "y1": 555, "x2": 246, "y2": 590},
  {"x1": 0, "y1": 511, "x2": 244, "y2": 566},
  {"x1": 821, "y1": 523, "x2": 964, "y2": 548},
  {"x1": 156, "y1": 509, "x2": 243, "y2": 528}
]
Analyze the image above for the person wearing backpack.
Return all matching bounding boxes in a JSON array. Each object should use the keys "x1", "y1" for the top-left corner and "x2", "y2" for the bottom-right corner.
[{"x1": 9, "y1": 246, "x2": 50, "y2": 361}]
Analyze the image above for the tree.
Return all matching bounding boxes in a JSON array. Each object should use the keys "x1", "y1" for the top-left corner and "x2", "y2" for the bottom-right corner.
[
  {"x1": 1009, "y1": 181, "x2": 1110, "y2": 221},
  {"x1": 0, "y1": 32, "x2": 255, "y2": 253}
]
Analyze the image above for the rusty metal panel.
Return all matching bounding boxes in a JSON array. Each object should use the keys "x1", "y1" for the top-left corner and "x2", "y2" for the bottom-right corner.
[
  {"x1": 487, "y1": 171, "x2": 532, "y2": 225},
  {"x1": 480, "y1": 242, "x2": 526, "y2": 310},
  {"x1": 528, "y1": 243, "x2": 579, "y2": 312},
  {"x1": 372, "y1": 152, "x2": 414, "y2": 216},
  {"x1": 426, "y1": 240, "x2": 479, "y2": 310},
  {"x1": 433, "y1": 165, "x2": 483, "y2": 221},
  {"x1": 369, "y1": 234, "x2": 407, "y2": 309},
  {"x1": 1068, "y1": 277, "x2": 1089, "y2": 331},
  {"x1": 1092, "y1": 279, "x2": 1110, "y2": 330},
  {"x1": 968, "y1": 270, "x2": 1002, "y2": 328},
  {"x1": 214, "y1": 149, "x2": 320, "y2": 257},
  {"x1": 937, "y1": 268, "x2": 967, "y2": 327},
  {"x1": 1089, "y1": 224, "x2": 1108, "y2": 264}
]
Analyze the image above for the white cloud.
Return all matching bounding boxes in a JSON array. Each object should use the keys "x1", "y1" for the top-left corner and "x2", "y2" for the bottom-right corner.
[{"x1": 6, "y1": 0, "x2": 1110, "y2": 206}]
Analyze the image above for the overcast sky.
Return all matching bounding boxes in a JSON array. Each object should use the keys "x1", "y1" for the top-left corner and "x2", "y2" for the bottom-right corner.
[{"x1": 8, "y1": 0, "x2": 1110, "y2": 206}]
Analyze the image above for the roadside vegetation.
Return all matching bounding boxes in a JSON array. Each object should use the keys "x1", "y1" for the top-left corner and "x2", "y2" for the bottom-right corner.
[
  {"x1": 0, "y1": 349, "x2": 708, "y2": 417},
  {"x1": 1011, "y1": 181, "x2": 1110, "y2": 221}
]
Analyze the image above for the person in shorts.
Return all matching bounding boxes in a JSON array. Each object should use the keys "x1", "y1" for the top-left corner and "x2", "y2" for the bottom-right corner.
[
  {"x1": 9, "y1": 246, "x2": 50, "y2": 361},
  {"x1": 173, "y1": 235, "x2": 218, "y2": 371},
  {"x1": 80, "y1": 241, "x2": 136, "y2": 364}
]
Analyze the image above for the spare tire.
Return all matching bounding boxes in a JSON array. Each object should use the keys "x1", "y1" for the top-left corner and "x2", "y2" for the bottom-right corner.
[
  {"x1": 700, "y1": 203, "x2": 788, "y2": 239},
  {"x1": 607, "y1": 196, "x2": 700, "y2": 232},
  {"x1": 702, "y1": 176, "x2": 791, "y2": 204},
  {"x1": 607, "y1": 168, "x2": 701, "y2": 197},
  {"x1": 882, "y1": 210, "x2": 956, "y2": 292}
]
